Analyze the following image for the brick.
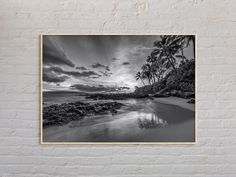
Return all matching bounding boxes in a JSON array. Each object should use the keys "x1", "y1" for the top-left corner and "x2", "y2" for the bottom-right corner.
[{"x1": 0, "y1": 0, "x2": 236, "y2": 176}]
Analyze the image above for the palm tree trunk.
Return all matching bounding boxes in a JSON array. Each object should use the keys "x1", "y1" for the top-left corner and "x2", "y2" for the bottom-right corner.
[
  {"x1": 141, "y1": 79, "x2": 145, "y2": 86},
  {"x1": 181, "y1": 48, "x2": 185, "y2": 61},
  {"x1": 153, "y1": 85, "x2": 156, "y2": 93},
  {"x1": 168, "y1": 56, "x2": 177, "y2": 75}
]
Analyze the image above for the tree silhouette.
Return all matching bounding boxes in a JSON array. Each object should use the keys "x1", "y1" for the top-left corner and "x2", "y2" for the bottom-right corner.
[
  {"x1": 135, "y1": 71, "x2": 145, "y2": 86},
  {"x1": 151, "y1": 35, "x2": 185, "y2": 75},
  {"x1": 141, "y1": 63, "x2": 153, "y2": 85}
]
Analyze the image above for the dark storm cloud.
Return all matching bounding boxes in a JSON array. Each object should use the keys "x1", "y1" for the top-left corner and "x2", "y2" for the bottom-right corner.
[
  {"x1": 112, "y1": 57, "x2": 119, "y2": 61},
  {"x1": 91, "y1": 62, "x2": 110, "y2": 71},
  {"x1": 91, "y1": 63, "x2": 105, "y2": 68},
  {"x1": 49, "y1": 66, "x2": 100, "y2": 78},
  {"x1": 43, "y1": 37, "x2": 75, "y2": 67},
  {"x1": 122, "y1": 62, "x2": 130, "y2": 65},
  {"x1": 99, "y1": 71, "x2": 112, "y2": 77},
  {"x1": 70, "y1": 84, "x2": 130, "y2": 93},
  {"x1": 89, "y1": 76, "x2": 101, "y2": 79},
  {"x1": 70, "y1": 84, "x2": 117, "y2": 92},
  {"x1": 105, "y1": 66, "x2": 110, "y2": 71},
  {"x1": 43, "y1": 68, "x2": 69, "y2": 83},
  {"x1": 76, "y1": 66, "x2": 87, "y2": 70},
  {"x1": 118, "y1": 86, "x2": 130, "y2": 90}
]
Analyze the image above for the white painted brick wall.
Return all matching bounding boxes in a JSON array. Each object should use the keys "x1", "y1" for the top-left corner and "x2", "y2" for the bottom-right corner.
[{"x1": 0, "y1": 0, "x2": 236, "y2": 176}]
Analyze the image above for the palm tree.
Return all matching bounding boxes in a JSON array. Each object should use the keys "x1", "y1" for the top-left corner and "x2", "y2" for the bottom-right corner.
[
  {"x1": 176, "y1": 36, "x2": 195, "y2": 61},
  {"x1": 136, "y1": 71, "x2": 145, "y2": 86},
  {"x1": 141, "y1": 63, "x2": 153, "y2": 85},
  {"x1": 146, "y1": 55, "x2": 166, "y2": 84},
  {"x1": 153, "y1": 62, "x2": 165, "y2": 82},
  {"x1": 151, "y1": 35, "x2": 185, "y2": 75}
]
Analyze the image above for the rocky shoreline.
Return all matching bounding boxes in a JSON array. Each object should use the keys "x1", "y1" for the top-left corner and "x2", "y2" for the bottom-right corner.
[
  {"x1": 43, "y1": 101, "x2": 123, "y2": 127},
  {"x1": 85, "y1": 92, "x2": 195, "y2": 103},
  {"x1": 85, "y1": 93, "x2": 148, "y2": 100}
]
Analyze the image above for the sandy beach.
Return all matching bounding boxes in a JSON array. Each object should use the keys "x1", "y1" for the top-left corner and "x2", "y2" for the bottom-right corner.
[{"x1": 154, "y1": 96, "x2": 195, "y2": 111}]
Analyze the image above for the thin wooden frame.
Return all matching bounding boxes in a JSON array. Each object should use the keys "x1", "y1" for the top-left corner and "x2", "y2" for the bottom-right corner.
[{"x1": 39, "y1": 34, "x2": 197, "y2": 145}]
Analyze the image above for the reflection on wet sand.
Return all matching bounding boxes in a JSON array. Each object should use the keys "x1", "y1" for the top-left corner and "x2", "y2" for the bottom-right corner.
[
  {"x1": 137, "y1": 113, "x2": 168, "y2": 129},
  {"x1": 43, "y1": 99, "x2": 195, "y2": 142}
]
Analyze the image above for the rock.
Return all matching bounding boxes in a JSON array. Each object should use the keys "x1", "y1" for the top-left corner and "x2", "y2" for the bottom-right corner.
[
  {"x1": 187, "y1": 98, "x2": 195, "y2": 104},
  {"x1": 110, "y1": 109, "x2": 117, "y2": 114},
  {"x1": 43, "y1": 101, "x2": 124, "y2": 127}
]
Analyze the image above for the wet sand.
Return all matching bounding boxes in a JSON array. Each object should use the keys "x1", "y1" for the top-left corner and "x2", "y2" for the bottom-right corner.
[
  {"x1": 43, "y1": 97, "x2": 195, "y2": 142},
  {"x1": 154, "y1": 96, "x2": 195, "y2": 111}
]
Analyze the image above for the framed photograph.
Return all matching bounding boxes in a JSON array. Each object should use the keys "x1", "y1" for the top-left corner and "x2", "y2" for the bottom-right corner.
[{"x1": 40, "y1": 34, "x2": 196, "y2": 144}]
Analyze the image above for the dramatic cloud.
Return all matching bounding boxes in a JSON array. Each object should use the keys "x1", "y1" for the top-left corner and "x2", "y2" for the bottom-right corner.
[
  {"x1": 91, "y1": 63, "x2": 105, "y2": 68},
  {"x1": 112, "y1": 57, "x2": 119, "y2": 61},
  {"x1": 105, "y1": 66, "x2": 110, "y2": 71},
  {"x1": 99, "y1": 71, "x2": 112, "y2": 77},
  {"x1": 43, "y1": 37, "x2": 75, "y2": 67},
  {"x1": 91, "y1": 62, "x2": 110, "y2": 71},
  {"x1": 42, "y1": 35, "x2": 194, "y2": 92},
  {"x1": 122, "y1": 62, "x2": 130, "y2": 65},
  {"x1": 70, "y1": 84, "x2": 130, "y2": 93},
  {"x1": 118, "y1": 86, "x2": 130, "y2": 90},
  {"x1": 89, "y1": 76, "x2": 101, "y2": 79},
  {"x1": 43, "y1": 68, "x2": 69, "y2": 83},
  {"x1": 76, "y1": 66, "x2": 87, "y2": 70},
  {"x1": 49, "y1": 66, "x2": 100, "y2": 78}
]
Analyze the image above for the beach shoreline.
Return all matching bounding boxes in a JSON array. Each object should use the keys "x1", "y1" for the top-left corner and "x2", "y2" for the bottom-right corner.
[
  {"x1": 153, "y1": 96, "x2": 195, "y2": 111},
  {"x1": 43, "y1": 96, "x2": 195, "y2": 142}
]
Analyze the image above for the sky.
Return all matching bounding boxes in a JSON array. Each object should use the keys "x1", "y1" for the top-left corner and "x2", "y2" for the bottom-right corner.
[{"x1": 43, "y1": 35, "x2": 194, "y2": 93}]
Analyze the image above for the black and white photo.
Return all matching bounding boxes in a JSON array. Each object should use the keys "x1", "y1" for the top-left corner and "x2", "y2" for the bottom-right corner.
[{"x1": 41, "y1": 35, "x2": 195, "y2": 143}]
